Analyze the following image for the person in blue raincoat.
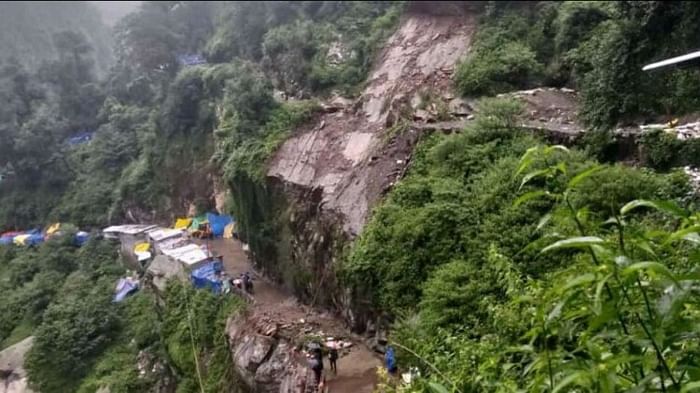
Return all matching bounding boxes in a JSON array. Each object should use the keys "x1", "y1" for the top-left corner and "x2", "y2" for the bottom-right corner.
[{"x1": 385, "y1": 346, "x2": 397, "y2": 374}]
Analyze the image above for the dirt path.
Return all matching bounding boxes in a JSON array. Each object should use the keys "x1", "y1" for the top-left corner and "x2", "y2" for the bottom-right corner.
[{"x1": 202, "y1": 238, "x2": 381, "y2": 392}]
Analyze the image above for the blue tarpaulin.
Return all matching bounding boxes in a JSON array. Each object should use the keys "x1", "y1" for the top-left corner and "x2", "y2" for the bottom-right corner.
[
  {"x1": 385, "y1": 346, "x2": 397, "y2": 373},
  {"x1": 114, "y1": 278, "x2": 139, "y2": 302},
  {"x1": 74, "y1": 231, "x2": 89, "y2": 247},
  {"x1": 0, "y1": 236, "x2": 13, "y2": 245},
  {"x1": 177, "y1": 54, "x2": 206, "y2": 66},
  {"x1": 206, "y1": 213, "x2": 233, "y2": 238},
  {"x1": 191, "y1": 259, "x2": 223, "y2": 293},
  {"x1": 24, "y1": 234, "x2": 44, "y2": 246},
  {"x1": 67, "y1": 131, "x2": 94, "y2": 146}
]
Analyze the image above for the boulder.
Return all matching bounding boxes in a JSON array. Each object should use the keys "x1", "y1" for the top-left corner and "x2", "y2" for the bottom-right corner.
[
  {"x1": 0, "y1": 337, "x2": 34, "y2": 393},
  {"x1": 233, "y1": 334, "x2": 275, "y2": 373}
]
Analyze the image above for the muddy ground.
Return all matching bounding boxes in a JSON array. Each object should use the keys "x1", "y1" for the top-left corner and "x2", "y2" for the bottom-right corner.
[{"x1": 203, "y1": 238, "x2": 381, "y2": 392}]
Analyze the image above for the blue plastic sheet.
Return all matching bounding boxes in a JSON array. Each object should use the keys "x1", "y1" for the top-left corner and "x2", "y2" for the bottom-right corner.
[
  {"x1": 114, "y1": 278, "x2": 139, "y2": 302},
  {"x1": 206, "y1": 213, "x2": 233, "y2": 238},
  {"x1": 24, "y1": 234, "x2": 44, "y2": 246},
  {"x1": 191, "y1": 259, "x2": 223, "y2": 293},
  {"x1": 74, "y1": 231, "x2": 89, "y2": 247}
]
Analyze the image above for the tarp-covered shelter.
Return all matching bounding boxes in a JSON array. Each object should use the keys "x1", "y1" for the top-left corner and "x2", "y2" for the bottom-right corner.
[
  {"x1": 206, "y1": 213, "x2": 233, "y2": 238},
  {"x1": 189, "y1": 216, "x2": 208, "y2": 231},
  {"x1": 114, "y1": 277, "x2": 139, "y2": 302},
  {"x1": 190, "y1": 259, "x2": 223, "y2": 293},
  {"x1": 223, "y1": 222, "x2": 237, "y2": 239},
  {"x1": 134, "y1": 242, "x2": 150, "y2": 253},
  {"x1": 46, "y1": 223, "x2": 61, "y2": 236},
  {"x1": 162, "y1": 243, "x2": 210, "y2": 268},
  {"x1": 74, "y1": 231, "x2": 89, "y2": 247},
  {"x1": 174, "y1": 218, "x2": 192, "y2": 230},
  {"x1": 148, "y1": 228, "x2": 183, "y2": 243}
]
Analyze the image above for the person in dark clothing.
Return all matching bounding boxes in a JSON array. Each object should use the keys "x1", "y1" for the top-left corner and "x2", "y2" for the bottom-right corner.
[
  {"x1": 329, "y1": 345, "x2": 338, "y2": 374},
  {"x1": 309, "y1": 354, "x2": 323, "y2": 385}
]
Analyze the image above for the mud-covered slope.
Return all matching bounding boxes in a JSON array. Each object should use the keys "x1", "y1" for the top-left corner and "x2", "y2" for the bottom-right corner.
[{"x1": 268, "y1": 11, "x2": 476, "y2": 236}]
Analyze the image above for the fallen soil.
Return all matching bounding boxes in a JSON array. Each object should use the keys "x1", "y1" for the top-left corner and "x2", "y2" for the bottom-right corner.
[{"x1": 203, "y1": 238, "x2": 381, "y2": 392}]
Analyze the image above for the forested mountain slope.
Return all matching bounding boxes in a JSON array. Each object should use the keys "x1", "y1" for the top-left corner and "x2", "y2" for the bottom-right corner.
[{"x1": 3, "y1": 1, "x2": 700, "y2": 392}]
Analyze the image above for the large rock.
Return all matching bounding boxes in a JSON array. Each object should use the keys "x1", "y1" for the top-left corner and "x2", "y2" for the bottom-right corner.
[
  {"x1": 0, "y1": 337, "x2": 35, "y2": 393},
  {"x1": 146, "y1": 255, "x2": 186, "y2": 292},
  {"x1": 233, "y1": 334, "x2": 275, "y2": 374}
]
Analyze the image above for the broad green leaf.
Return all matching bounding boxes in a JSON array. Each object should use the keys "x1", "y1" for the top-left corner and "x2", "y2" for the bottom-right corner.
[
  {"x1": 542, "y1": 236, "x2": 605, "y2": 253},
  {"x1": 516, "y1": 147, "x2": 539, "y2": 177},
  {"x1": 519, "y1": 168, "x2": 552, "y2": 190},
  {"x1": 594, "y1": 273, "x2": 613, "y2": 314},
  {"x1": 568, "y1": 165, "x2": 604, "y2": 189},
  {"x1": 620, "y1": 199, "x2": 687, "y2": 218},
  {"x1": 562, "y1": 273, "x2": 596, "y2": 291},
  {"x1": 514, "y1": 191, "x2": 552, "y2": 207},
  {"x1": 536, "y1": 214, "x2": 552, "y2": 232},
  {"x1": 681, "y1": 381, "x2": 700, "y2": 393},
  {"x1": 555, "y1": 161, "x2": 568, "y2": 175},
  {"x1": 552, "y1": 372, "x2": 583, "y2": 393},
  {"x1": 428, "y1": 382, "x2": 450, "y2": 393},
  {"x1": 545, "y1": 145, "x2": 570, "y2": 155},
  {"x1": 547, "y1": 301, "x2": 564, "y2": 322},
  {"x1": 664, "y1": 225, "x2": 700, "y2": 245},
  {"x1": 622, "y1": 262, "x2": 678, "y2": 285}
]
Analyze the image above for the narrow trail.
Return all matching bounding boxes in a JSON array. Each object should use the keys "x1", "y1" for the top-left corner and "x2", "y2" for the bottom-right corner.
[{"x1": 201, "y1": 238, "x2": 381, "y2": 392}]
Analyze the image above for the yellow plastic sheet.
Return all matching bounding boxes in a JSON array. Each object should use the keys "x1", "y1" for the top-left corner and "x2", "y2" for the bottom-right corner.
[
  {"x1": 174, "y1": 218, "x2": 192, "y2": 229},
  {"x1": 223, "y1": 222, "x2": 236, "y2": 239},
  {"x1": 46, "y1": 223, "x2": 61, "y2": 236},
  {"x1": 134, "y1": 242, "x2": 150, "y2": 253},
  {"x1": 13, "y1": 234, "x2": 30, "y2": 246}
]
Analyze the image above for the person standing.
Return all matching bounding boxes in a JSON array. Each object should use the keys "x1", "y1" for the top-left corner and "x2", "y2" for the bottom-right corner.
[{"x1": 329, "y1": 344, "x2": 338, "y2": 374}]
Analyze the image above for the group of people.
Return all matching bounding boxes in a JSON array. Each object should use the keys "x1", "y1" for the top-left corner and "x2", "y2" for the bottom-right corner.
[
  {"x1": 219, "y1": 271, "x2": 253, "y2": 295},
  {"x1": 306, "y1": 342, "x2": 340, "y2": 390}
]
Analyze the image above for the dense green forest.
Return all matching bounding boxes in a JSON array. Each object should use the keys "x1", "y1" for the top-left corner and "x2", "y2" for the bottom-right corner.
[{"x1": 3, "y1": 1, "x2": 700, "y2": 392}]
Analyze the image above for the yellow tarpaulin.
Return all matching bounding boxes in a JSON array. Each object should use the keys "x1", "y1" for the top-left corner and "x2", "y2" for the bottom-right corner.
[
  {"x1": 174, "y1": 218, "x2": 192, "y2": 229},
  {"x1": 46, "y1": 223, "x2": 61, "y2": 236},
  {"x1": 134, "y1": 242, "x2": 150, "y2": 253},
  {"x1": 223, "y1": 222, "x2": 236, "y2": 239},
  {"x1": 13, "y1": 234, "x2": 31, "y2": 246}
]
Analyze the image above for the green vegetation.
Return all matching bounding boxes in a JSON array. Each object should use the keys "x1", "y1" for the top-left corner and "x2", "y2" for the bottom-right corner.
[
  {"x1": 455, "y1": 1, "x2": 700, "y2": 128},
  {"x1": 346, "y1": 96, "x2": 700, "y2": 391}
]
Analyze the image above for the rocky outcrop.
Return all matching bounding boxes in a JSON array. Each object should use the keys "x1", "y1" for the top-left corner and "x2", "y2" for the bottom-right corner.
[
  {"x1": 226, "y1": 313, "x2": 315, "y2": 393},
  {"x1": 0, "y1": 337, "x2": 34, "y2": 393}
]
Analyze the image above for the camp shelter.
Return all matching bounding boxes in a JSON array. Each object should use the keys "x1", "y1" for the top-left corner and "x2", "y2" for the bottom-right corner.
[
  {"x1": 24, "y1": 234, "x2": 44, "y2": 246},
  {"x1": 206, "y1": 213, "x2": 233, "y2": 238},
  {"x1": 134, "y1": 242, "x2": 150, "y2": 253},
  {"x1": 174, "y1": 218, "x2": 192, "y2": 230},
  {"x1": 190, "y1": 259, "x2": 223, "y2": 293},
  {"x1": 103, "y1": 224, "x2": 157, "y2": 239},
  {"x1": 223, "y1": 221, "x2": 237, "y2": 239},
  {"x1": 155, "y1": 236, "x2": 188, "y2": 253},
  {"x1": 162, "y1": 243, "x2": 210, "y2": 268},
  {"x1": 189, "y1": 216, "x2": 208, "y2": 231},
  {"x1": 13, "y1": 234, "x2": 31, "y2": 246},
  {"x1": 46, "y1": 223, "x2": 61, "y2": 236},
  {"x1": 114, "y1": 277, "x2": 139, "y2": 302},
  {"x1": 74, "y1": 231, "x2": 89, "y2": 247},
  {"x1": 147, "y1": 255, "x2": 186, "y2": 292},
  {"x1": 148, "y1": 228, "x2": 184, "y2": 243}
]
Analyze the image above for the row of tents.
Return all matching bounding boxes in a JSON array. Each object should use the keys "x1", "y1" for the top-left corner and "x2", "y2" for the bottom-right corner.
[
  {"x1": 0, "y1": 223, "x2": 90, "y2": 247},
  {"x1": 106, "y1": 213, "x2": 237, "y2": 301}
]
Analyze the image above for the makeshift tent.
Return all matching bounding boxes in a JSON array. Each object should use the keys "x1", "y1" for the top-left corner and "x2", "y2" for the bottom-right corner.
[
  {"x1": 114, "y1": 277, "x2": 139, "y2": 302},
  {"x1": 46, "y1": 223, "x2": 61, "y2": 236},
  {"x1": 189, "y1": 216, "x2": 208, "y2": 231},
  {"x1": 0, "y1": 236, "x2": 13, "y2": 245},
  {"x1": 13, "y1": 234, "x2": 31, "y2": 246},
  {"x1": 148, "y1": 228, "x2": 183, "y2": 242},
  {"x1": 24, "y1": 234, "x2": 44, "y2": 246},
  {"x1": 174, "y1": 218, "x2": 192, "y2": 229},
  {"x1": 74, "y1": 231, "x2": 89, "y2": 246},
  {"x1": 206, "y1": 213, "x2": 233, "y2": 238},
  {"x1": 190, "y1": 260, "x2": 223, "y2": 293},
  {"x1": 223, "y1": 222, "x2": 236, "y2": 239},
  {"x1": 134, "y1": 243, "x2": 150, "y2": 253}
]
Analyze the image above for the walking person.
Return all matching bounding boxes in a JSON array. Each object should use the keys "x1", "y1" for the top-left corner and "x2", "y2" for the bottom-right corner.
[{"x1": 328, "y1": 343, "x2": 338, "y2": 374}]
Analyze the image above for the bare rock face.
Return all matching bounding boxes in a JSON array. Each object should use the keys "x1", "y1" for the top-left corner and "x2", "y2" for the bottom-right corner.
[
  {"x1": 226, "y1": 314, "x2": 314, "y2": 393},
  {"x1": 0, "y1": 337, "x2": 34, "y2": 393}
]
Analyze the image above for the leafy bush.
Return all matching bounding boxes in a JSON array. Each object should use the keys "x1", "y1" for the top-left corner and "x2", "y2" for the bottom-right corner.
[{"x1": 455, "y1": 40, "x2": 543, "y2": 96}]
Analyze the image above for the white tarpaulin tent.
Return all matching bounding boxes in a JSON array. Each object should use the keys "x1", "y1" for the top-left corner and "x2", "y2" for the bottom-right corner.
[
  {"x1": 103, "y1": 224, "x2": 157, "y2": 238},
  {"x1": 161, "y1": 243, "x2": 210, "y2": 267},
  {"x1": 148, "y1": 228, "x2": 184, "y2": 242}
]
